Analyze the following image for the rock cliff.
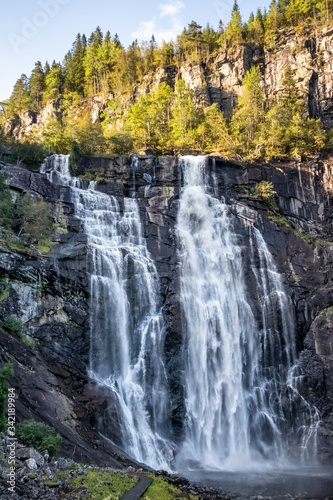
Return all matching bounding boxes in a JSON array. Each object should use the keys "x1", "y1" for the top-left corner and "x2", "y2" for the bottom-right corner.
[{"x1": 0, "y1": 154, "x2": 332, "y2": 466}]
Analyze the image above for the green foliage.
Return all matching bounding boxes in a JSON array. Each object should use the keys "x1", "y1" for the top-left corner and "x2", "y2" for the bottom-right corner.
[
  {"x1": 16, "y1": 420, "x2": 62, "y2": 456},
  {"x1": 0, "y1": 174, "x2": 13, "y2": 229},
  {"x1": 70, "y1": 141, "x2": 81, "y2": 173},
  {"x1": 0, "y1": 363, "x2": 14, "y2": 432},
  {"x1": 170, "y1": 79, "x2": 202, "y2": 152},
  {"x1": 200, "y1": 103, "x2": 233, "y2": 154},
  {"x1": 17, "y1": 196, "x2": 54, "y2": 244},
  {"x1": 43, "y1": 62, "x2": 64, "y2": 104},
  {"x1": 2, "y1": 316, "x2": 23, "y2": 336},
  {"x1": 231, "y1": 65, "x2": 264, "y2": 154},
  {"x1": 10, "y1": 140, "x2": 47, "y2": 170},
  {"x1": 8, "y1": 74, "x2": 30, "y2": 115},
  {"x1": 225, "y1": 0, "x2": 243, "y2": 46},
  {"x1": 259, "y1": 66, "x2": 325, "y2": 158},
  {"x1": 29, "y1": 62, "x2": 44, "y2": 111},
  {"x1": 252, "y1": 181, "x2": 278, "y2": 208},
  {"x1": 42, "y1": 119, "x2": 70, "y2": 153}
]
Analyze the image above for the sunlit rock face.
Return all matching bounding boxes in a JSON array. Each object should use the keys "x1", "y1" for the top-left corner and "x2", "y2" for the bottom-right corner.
[{"x1": 0, "y1": 154, "x2": 332, "y2": 467}]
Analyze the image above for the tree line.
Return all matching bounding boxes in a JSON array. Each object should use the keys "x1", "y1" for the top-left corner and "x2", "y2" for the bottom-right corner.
[
  {"x1": 1, "y1": 0, "x2": 331, "y2": 159},
  {"x1": 4, "y1": 0, "x2": 333, "y2": 113}
]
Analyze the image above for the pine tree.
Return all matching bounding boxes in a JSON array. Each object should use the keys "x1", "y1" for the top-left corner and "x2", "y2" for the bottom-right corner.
[
  {"x1": 201, "y1": 103, "x2": 233, "y2": 154},
  {"x1": 259, "y1": 65, "x2": 325, "y2": 157},
  {"x1": 64, "y1": 34, "x2": 86, "y2": 95},
  {"x1": 29, "y1": 61, "x2": 44, "y2": 111},
  {"x1": 225, "y1": 0, "x2": 243, "y2": 45},
  {"x1": 43, "y1": 62, "x2": 63, "y2": 103},
  {"x1": 231, "y1": 65, "x2": 264, "y2": 154},
  {"x1": 8, "y1": 74, "x2": 30, "y2": 115}
]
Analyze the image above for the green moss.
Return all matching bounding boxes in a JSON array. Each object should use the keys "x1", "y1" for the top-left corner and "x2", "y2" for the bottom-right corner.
[
  {"x1": 0, "y1": 239, "x2": 30, "y2": 253},
  {"x1": 19, "y1": 334, "x2": 35, "y2": 347},
  {"x1": 81, "y1": 172, "x2": 94, "y2": 181},
  {"x1": 46, "y1": 481, "x2": 60, "y2": 488},
  {"x1": 0, "y1": 284, "x2": 10, "y2": 303},
  {"x1": 60, "y1": 469, "x2": 138, "y2": 499},
  {"x1": 54, "y1": 224, "x2": 68, "y2": 235},
  {"x1": 161, "y1": 186, "x2": 171, "y2": 197},
  {"x1": 96, "y1": 176, "x2": 107, "y2": 184},
  {"x1": 268, "y1": 214, "x2": 318, "y2": 245},
  {"x1": 318, "y1": 306, "x2": 333, "y2": 317}
]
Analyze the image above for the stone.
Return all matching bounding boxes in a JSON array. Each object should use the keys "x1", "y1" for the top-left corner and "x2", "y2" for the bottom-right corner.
[
  {"x1": 16, "y1": 448, "x2": 44, "y2": 467},
  {"x1": 25, "y1": 458, "x2": 37, "y2": 470}
]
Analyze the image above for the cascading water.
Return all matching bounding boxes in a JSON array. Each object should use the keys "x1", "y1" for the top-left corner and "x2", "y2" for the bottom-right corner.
[
  {"x1": 176, "y1": 156, "x2": 319, "y2": 469},
  {"x1": 40, "y1": 154, "x2": 319, "y2": 472},
  {"x1": 41, "y1": 154, "x2": 173, "y2": 469}
]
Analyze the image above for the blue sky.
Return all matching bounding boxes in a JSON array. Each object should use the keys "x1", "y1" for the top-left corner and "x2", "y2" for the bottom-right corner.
[{"x1": 1, "y1": 0, "x2": 271, "y2": 102}]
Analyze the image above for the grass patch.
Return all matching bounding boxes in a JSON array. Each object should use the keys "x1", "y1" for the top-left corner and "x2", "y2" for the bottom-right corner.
[
  {"x1": 57, "y1": 469, "x2": 138, "y2": 499},
  {"x1": 143, "y1": 474, "x2": 199, "y2": 500}
]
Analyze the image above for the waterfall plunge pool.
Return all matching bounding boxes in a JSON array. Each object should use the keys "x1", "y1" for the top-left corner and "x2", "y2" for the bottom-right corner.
[{"x1": 177, "y1": 466, "x2": 333, "y2": 498}]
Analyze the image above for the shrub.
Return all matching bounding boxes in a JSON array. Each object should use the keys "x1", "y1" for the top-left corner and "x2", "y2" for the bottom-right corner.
[
  {"x1": 252, "y1": 181, "x2": 277, "y2": 206},
  {"x1": 10, "y1": 140, "x2": 47, "y2": 171},
  {"x1": 0, "y1": 363, "x2": 14, "y2": 432},
  {"x1": 16, "y1": 420, "x2": 62, "y2": 456},
  {"x1": 17, "y1": 196, "x2": 54, "y2": 244},
  {"x1": 2, "y1": 316, "x2": 23, "y2": 336}
]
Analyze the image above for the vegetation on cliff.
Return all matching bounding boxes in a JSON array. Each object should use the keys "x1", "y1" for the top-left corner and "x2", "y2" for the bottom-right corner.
[{"x1": 0, "y1": 0, "x2": 332, "y2": 159}]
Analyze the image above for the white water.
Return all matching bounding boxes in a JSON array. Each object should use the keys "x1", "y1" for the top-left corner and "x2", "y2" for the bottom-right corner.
[
  {"x1": 176, "y1": 156, "x2": 319, "y2": 469},
  {"x1": 41, "y1": 154, "x2": 173, "y2": 469}
]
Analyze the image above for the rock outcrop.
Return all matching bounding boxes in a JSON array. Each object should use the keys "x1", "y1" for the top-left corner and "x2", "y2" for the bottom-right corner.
[{"x1": 0, "y1": 154, "x2": 332, "y2": 467}]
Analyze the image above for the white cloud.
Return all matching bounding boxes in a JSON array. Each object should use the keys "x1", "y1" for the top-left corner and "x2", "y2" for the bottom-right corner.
[
  {"x1": 131, "y1": 2, "x2": 185, "y2": 43},
  {"x1": 159, "y1": 1, "x2": 185, "y2": 18},
  {"x1": 132, "y1": 20, "x2": 156, "y2": 41}
]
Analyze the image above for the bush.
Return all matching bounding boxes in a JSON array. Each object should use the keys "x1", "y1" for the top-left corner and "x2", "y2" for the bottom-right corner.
[
  {"x1": 2, "y1": 316, "x2": 23, "y2": 336},
  {"x1": 10, "y1": 140, "x2": 47, "y2": 171},
  {"x1": 0, "y1": 363, "x2": 14, "y2": 432},
  {"x1": 17, "y1": 195, "x2": 54, "y2": 244},
  {"x1": 16, "y1": 420, "x2": 62, "y2": 456},
  {"x1": 252, "y1": 181, "x2": 277, "y2": 200}
]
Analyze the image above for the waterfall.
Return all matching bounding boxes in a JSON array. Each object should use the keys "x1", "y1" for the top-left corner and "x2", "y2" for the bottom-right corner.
[
  {"x1": 176, "y1": 156, "x2": 319, "y2": 469},
  {"x1": 41, "y1": 154, "x2": 173, "y2": 469},
  {"x1": 40, "y1": 154, "x2": 319, "y2": 471}
]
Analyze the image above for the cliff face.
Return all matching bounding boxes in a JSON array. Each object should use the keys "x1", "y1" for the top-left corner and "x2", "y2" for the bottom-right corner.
[
  {"x1": 0, "y1": 155, "x2": 333, "y2": 465},
  {"x1": 5, "y1": 23, "x2": 333, "y2": 139}
]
